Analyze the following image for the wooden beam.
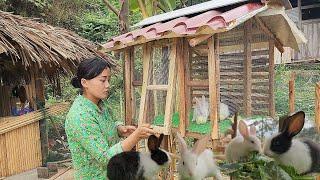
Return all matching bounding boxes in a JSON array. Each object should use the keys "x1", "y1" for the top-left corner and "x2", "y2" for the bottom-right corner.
[
  {"x1": 124, "y1": 47, "x2": 134, "y2": 125},
  {"x1": 215, "y1": 34, "x2": 221, "y2": 130},
  {"x1": 289, "y1": 73, "x2": 295, "y2": 114},
  {"x1": 244, "y1": 20, "x2": 252, "y2": 117},
  {"x1": 185, "y1": 40, "x2": 192, "y2": 129},
  {"x1": 208, "y1": 34, "x2": 219, "y2": 140},
  {"x1": 269, "y1": 39, "x2": 276, "y2": 118},
  {"x1": 188, "y1": 34, "x2": 212, "y2": 47},
  {"x1": 177, "y1": 38, "x2": 187, "y2": 137},
  {"x1": 146, "y1": 85, "x2": 168, "y2": 90},
  {"x1": 187, "y1": 80, "x2": 209, "y2": 87},
  {"x1": 254, "y1": 17, "x2": 285, "y2": 53},
  {"x1": 316, "y1": 82, "x2": 320, "y2": 133}
]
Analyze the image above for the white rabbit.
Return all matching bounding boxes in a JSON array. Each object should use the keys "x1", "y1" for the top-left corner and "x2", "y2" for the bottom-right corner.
[
  {"x1": 225, "y1": 120, "x2": 262, "y2": 162},
  {"x1": 263, "y1": 111, "x2": 320, "y2": 174},
  {"x1": 176, "y1": 132, "x2": 222, "y2": 180},
  {"x1": 192, "y1": 95, "x2": 231, "y2": 124}
]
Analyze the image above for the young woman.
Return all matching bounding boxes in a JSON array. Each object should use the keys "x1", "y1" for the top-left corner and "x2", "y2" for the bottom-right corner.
[{"x1": 65, "y1": 57, "x2": 155, "y2": 179}]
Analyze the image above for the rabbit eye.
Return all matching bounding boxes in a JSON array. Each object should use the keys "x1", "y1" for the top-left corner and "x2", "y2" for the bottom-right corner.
[
  {"x1": 182, "y1": 161, "x2": 185, "y2": 165},
  {"x1": 250, "y1": 140, "x2": 254, "y2": 144},
  {"x1": 273, "y1": 141, "x2": 280, "y2": 146}
]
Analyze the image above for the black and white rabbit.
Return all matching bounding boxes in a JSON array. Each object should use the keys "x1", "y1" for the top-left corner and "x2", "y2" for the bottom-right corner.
[
  {"x1": 107, "y1": 134, "x2": 171, "y2": 180},
  {"x1": 263, "y1": 111, "x2": 320, "y2": 174}
]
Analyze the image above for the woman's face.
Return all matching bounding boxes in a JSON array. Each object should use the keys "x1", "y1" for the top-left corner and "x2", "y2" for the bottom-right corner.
[{"x1": 81, "y1": 68, "x2": 111, "y2": 101}]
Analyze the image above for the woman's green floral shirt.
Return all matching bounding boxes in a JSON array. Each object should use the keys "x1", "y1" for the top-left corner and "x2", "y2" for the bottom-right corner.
[{"x1": 65, "y1": 95, "x2": 123, "y2": 179}]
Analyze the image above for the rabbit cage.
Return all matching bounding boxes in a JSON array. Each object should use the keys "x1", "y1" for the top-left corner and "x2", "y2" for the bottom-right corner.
[{"x1": 102, "y1": 1, "x2": 306, "y2": 150}]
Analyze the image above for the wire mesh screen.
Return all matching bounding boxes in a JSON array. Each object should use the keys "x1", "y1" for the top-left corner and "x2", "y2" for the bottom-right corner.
[
  {"x1": 149, "y1": 46, "x2": 169, "y2": 85},
  {"x1": 146, "y1": 40, "x2": 174, "y2": 128},
  {"x1": 133, "y1": 46, "x2": 143, "y2": 83}
]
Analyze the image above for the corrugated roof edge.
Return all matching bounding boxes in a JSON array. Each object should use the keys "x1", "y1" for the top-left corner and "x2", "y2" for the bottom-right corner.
[{"x1": 133, "y1": 0, "x2": 249, "y2": 28}]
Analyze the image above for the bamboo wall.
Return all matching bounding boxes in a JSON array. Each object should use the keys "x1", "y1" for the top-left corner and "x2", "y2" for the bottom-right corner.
[
  {"x1": 0, "y1": 103, "x2": 70, "y2": 177},
  {"x1": 0, "y1": 122, "x2": 42, "y2": 177}
]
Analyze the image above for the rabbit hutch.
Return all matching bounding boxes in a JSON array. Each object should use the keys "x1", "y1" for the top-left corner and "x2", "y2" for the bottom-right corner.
[
  {"x1": 102, "y1": 0, "x2": 306, "y2": 174},
  {"x1": 0, "y1": 11, "x2": 110, "y2": 177}
]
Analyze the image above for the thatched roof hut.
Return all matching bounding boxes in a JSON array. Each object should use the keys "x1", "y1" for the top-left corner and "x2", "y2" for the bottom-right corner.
[
  {"x1": 0, "y1": 11, "x2": 114, "y2": 177},
  {"x1": 0, "y1": 11, "x2": 114, "y2": 84}
]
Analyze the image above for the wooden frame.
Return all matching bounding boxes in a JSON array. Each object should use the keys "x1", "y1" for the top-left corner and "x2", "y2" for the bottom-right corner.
[{"x1": 138, "y1": 40, "x2": 177, "y2": 135}]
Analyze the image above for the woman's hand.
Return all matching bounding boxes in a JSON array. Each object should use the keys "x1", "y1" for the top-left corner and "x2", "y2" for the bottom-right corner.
[
  {"x1": 121, "y1": 123, "x2": 155, "y2": 151},
  {"x1": 132, "y1": 124, "x2": 155, "y2": 140},
  {"x1": 117, "y1": 125, "x2": 136, "y2": 137}
]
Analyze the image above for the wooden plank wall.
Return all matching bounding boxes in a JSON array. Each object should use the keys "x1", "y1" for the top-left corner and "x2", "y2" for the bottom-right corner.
[
  {"x1": 296, "y1": 20, "x2": 320, "y2": 60},
  {"x1": 0, "y1": 122, "x2": 41, "y2": 177}
]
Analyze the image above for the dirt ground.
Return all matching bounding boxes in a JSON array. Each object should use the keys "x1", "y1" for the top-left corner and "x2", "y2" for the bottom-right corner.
[{"x1": 4, "y1": 168, "x2": 75, "y2": 180}]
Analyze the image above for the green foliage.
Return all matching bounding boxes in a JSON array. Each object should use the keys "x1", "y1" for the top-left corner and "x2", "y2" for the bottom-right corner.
[
  {"x1": 219, "y1": 152, "x2": 315, "y2": 180},
  {"x1": 77, "y1": 12, "x2": 119, "y2": 43}
]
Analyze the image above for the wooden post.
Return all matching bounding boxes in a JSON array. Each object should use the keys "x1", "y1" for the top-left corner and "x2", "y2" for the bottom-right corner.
[
  {"x1": 289, "y1": 73, "x2": 295, "y2": 114},
  {"x1": 268, "y1": 39, "x2": 276, "y2": 118},
  {"x1": 244, "y1": 20, "x2": 252, "y2": 117},
  {"x1": 185, "y1": 41, "x2": 191, "y2": 129},
  {"x1": 124, "y1": 47, "x2": 134, "y2": 125},
  {"x1": 208, "y1": 34, "x2": 220, "y2": 140},
  {"x1": 35, "y1": 74, "x2": 48, "y2": 166},
  {"x1": 316, "y1": 82, "x2": 320, "y2": 133},
  {"x1": 177, "y1": 38, "x2": 187, "y2": 137}
]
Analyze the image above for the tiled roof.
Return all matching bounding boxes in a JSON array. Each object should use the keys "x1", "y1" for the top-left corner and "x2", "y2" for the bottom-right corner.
[{"x1": 102, "y1": 3, "x2": 265, "y2": 51}]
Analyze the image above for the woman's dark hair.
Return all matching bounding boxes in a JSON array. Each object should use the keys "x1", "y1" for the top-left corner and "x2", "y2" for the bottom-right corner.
[{"x1": 71, "y1": 57, "x2": 112, "y2": 89}]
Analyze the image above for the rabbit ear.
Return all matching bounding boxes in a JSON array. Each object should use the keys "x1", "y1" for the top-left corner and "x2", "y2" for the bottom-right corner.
[
  {"x1": 239, "y1": 120, "x2": 249, "y2": 138},
  {"x1": 279, "y1": 115, "x2": 290, "y2": 132},
  {"x1": 192, "y1": 135, "x2": 210, "y2": 155},
  {"x1": 201, "y1": 95, "x2": 206, "y2": 103},
  {"x1": 157, "y1": 134, "x2": 164, "y2": 147},
  {"x1": 285, "y1": 111, "x2": 305, "y2": 138},
  {"x1": 249, "y1": 125, "x2": 256, "y2": 136},
  {"x1": 148, "y1": 135, "x2": 158, "y2": 151},
  {"x1": 176, "y1": 132, "x2": 188, "y2": 153}
]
